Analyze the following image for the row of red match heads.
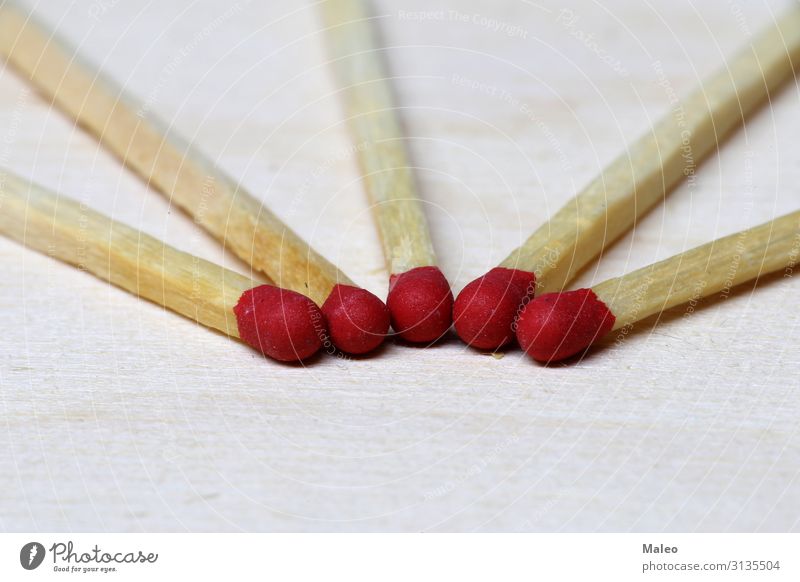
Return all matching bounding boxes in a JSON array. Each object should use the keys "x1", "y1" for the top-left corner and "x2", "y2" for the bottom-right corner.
[{"x1": 235, "y1": 266, "x2": 613, "y2": 364}]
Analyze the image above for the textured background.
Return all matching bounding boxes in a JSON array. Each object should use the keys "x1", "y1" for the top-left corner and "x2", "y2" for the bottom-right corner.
[{"x1": 0, "y1": 0, "x2": 798, "y2": 531}]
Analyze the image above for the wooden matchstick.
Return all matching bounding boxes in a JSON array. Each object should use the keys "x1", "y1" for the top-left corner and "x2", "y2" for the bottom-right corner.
[
  {"x1": 515, "y1": 210, "x2": 800, "y2": 362},
  {"x1": 454, "y1": 6, "x2": 800, "y2": 350},
  {"x1": 320, "y1": 0, "x2": 453, "y2": 343},
  {"x1": 0, "y1": 171, "x2": 326, "y2": 362},
  {"x1": 0, "y1": 2, "x2": 389, "y2": 354}
]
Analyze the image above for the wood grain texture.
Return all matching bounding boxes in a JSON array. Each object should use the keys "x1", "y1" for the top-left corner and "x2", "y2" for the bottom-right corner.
[
  {"x1": 0, "y1": 0, "x2": 799, "y2": 533},
  {"x1": 0, "y1": 171, "x2": 251, "y2": 336},
  {"x1": 0, "y1": 1, "x2": 351, "y2": 305},
  {"x1": 501, "y1": 5, "x2": 800, "y2": 294},
  {"x1": 595, "y1": 210, "x2": 800, "y2": 329},
  {"x1": 320, "y1": 0, "x2": 437, "y2": 274}
]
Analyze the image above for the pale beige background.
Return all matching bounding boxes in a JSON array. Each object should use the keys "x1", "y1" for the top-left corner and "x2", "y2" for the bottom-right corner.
[{"x1": 0, "y1": 0, "x2": 798, "y2": 531}]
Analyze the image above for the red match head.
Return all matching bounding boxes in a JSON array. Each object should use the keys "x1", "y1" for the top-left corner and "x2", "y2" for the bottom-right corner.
[
  {"x1": 387, "y1": 266, "x2": 453, "y2": 343},
  {"x1": 321, "y1": 284, "x2": 390, "y2": 354},
  {"x1": 234, "y1": 285, "x2": 324, "y2": 362},
  {"x1": 516, "y1": 289, "x2": 616, "y2": 363},
  {"x1": 453, "y1": 267, "x2": 536, "y2": 350}
]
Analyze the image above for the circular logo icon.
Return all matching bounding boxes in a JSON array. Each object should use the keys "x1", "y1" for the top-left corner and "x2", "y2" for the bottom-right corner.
[{"x1": 20, "y1": 542, "x2": 46, "y2": 570}]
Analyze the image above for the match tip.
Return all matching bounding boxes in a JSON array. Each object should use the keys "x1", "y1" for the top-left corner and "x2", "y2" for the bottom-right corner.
[
  {"x1": 516, "y1": 289, "x2": 616, "y2": 363},
  {"x1": 387, "y1": 266, "x2": 454, "y2": 343},
  {"x1": 321, "y1": 284, "x2": 390, "y2": 354},
  {"x1": 234, "y1": 285, "x2": 324, "y2": 362},
  {"x1": 453, "y1": 267, "x2": 536, "y2": 350}
]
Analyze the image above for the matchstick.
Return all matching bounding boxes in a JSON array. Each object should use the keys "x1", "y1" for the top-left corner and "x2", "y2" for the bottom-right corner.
[
  {"x1": 320, "y1": 0, "x2": 453, "y2": 343},
  {"x1": 0, "y1": 171, "x2": 326, "y2": 362},
  {"x1": 453, "y1": 6, "x2": 800, "y2": 350},
  {"x1": 515, "y1": 210, "x2": 800, "y2": 362},
  {"x1": 0, "y1": 2, "x2": 389, "y2": 354}
]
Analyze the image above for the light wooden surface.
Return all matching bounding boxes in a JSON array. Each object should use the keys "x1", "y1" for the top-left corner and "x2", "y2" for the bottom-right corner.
[{"x1": 0, "y1": 0, "x2": 798, "y2": 532}]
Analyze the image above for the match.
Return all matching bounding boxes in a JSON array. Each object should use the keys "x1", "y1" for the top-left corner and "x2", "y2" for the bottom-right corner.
[
  {"x1": 0, "y1": 171, "x2": 325, "y2": 362},
  {"x1": 0, "y1": 2, "x2": 389, "y2": 355},
  {"x1": 453, "y1": 6, "x2": 800, "y2": 350},
  {"x1": 320, "y1": 0, "x2": 454, "y2": 343},
  {"x1": 516, "y1": 210, "x2": 800, "y2": 363}
]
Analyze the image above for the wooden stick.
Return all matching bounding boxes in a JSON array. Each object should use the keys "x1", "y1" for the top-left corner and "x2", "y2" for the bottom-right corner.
[
  {"x1": 0, "y1": 170, "x2": 325, "y2": 361},
  {"x1": 502, "y1": 6, "x2": 800, "y2": 293},
  {"x1": 593, "y1": 210, "x2": 800, "y2": 330},
  {"x1": 516, "y1": 210, "x2": 800, "y2": 362},
  {"x1": 320, "y1": 0, "x2": 436, "y2": 275},
  {"x1": 320, "y1": 0, "x2": 453, "y2": 343},
  {"x1": 0, "y1": 3, "x2": 391, "y2": 355},
  {"x1": 455, "y1": 6, "x2": 800, "y2": 351},
  {"x1": 0, "y1": 2, "x2": 348, "y2": 306}
]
